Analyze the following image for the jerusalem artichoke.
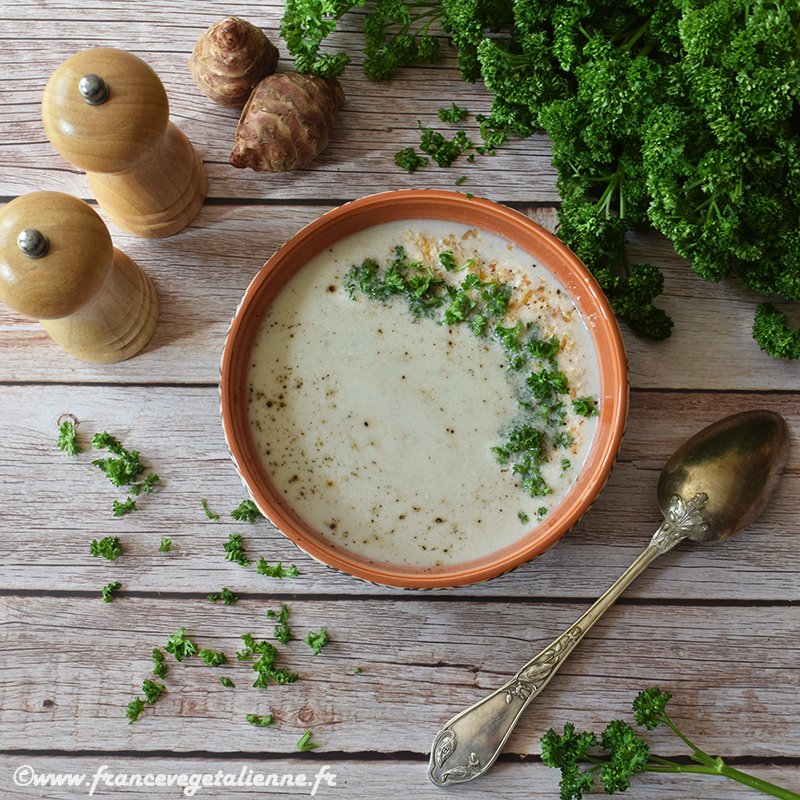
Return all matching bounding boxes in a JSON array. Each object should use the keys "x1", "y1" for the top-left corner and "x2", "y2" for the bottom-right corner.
[
  {"x1": 229, "y1": 72, "x2": 345, "y2": 172},
  {"x1": 189, "y1": 17, "x2": 279, "y2": 109}
]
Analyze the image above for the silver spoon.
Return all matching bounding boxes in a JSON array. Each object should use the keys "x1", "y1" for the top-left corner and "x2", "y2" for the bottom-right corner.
[{"x1": 428, "y1": 409, "x2": 790, "y2": 786}]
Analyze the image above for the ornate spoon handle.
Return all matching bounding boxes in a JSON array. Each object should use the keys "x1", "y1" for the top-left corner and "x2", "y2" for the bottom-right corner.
[{"x1": 427, "y1": 493, "x2": 709, "y2": 786}]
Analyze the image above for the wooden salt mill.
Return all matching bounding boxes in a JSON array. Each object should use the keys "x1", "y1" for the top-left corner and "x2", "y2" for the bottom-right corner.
[
  {"x1": 42, "y1": 47, "x2": 206, "y2": 238},
  {"x1": 0, "y1": 192, "x2": 158, "y2": 363}
]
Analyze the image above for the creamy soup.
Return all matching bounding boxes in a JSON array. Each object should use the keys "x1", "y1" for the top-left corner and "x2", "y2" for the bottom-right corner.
[{"x1": 247, "y1": 220, "x2": 600, "y2": 568}]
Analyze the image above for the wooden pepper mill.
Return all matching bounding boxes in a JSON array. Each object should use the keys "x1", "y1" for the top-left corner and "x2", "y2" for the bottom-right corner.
[
  {"x1": 0, "y1": 192, "x2": 158, "y2": 363},
  {"x1": 42, "y1": 47, "x2": 207, "y2": 238}
]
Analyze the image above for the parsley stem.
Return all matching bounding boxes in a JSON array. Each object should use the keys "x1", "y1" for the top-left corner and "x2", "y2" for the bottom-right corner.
[{"x1": 646, "y1": 762, "x2": 800, "y2": 800}]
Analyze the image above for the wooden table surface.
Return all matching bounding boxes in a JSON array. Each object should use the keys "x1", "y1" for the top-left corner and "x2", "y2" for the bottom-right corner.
[{"x1": 1, "y1": 2, "x2": 798, "y2": 798}]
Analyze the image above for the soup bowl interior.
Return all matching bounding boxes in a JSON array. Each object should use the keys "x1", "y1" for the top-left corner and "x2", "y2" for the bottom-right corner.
[{"x1": 220, "y1": 190, "x2": 628, "y2": 588}]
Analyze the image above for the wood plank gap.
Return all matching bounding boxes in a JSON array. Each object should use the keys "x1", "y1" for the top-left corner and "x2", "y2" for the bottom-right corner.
[
  {"x1": 0, "y1": 748, "x2": 797, "y2": 768},
  {"x1": 0, "y1": 589, "x2": 795, "y2": 608}
]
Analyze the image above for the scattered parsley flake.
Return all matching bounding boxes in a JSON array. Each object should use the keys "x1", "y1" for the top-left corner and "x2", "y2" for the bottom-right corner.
[
  {"x1": 165, "y1": 627, "x2": 197, "y2": 662},
  {"x1": 101, "y1": 581, "x2": 121, "y2": 603},
  {"x1": 231, "y1": 499, "x2": 262, "y2": 524},
  {"x1": 246, "y1": 713, "x2": 274, "y2": 727},
  {"x1": 152, "y1": 648, "x2": 168, "y2": 679},
  {"x1": 142, "y1": 679, "x2": 165, "y2": 704},
  {"x1": 438, "y1": 102, "x2": 469, "y2": 123},
  {"x1": 126, "y1": 697, "x2": 145, "y2": 724},
  {"x1": 352, "y1": 666, "x2": 363, "y2": 675},
  {"x1": 112, "y1": 497, "x2": 137, "y2": 517},
  {"x1": 199, "y1": 648, "x2": 228, "y2": 667},
  {"x1": 209, "y1": 587, "x2": 238, "y2": 605},
  {"x1": 266, "y1": 603, "x2": 293, "y2": 644},
  {"x1": 297, "y1": 730, "x2": 319, "y2": 751},
  {"x1": 305, "y1": 628, "x2": 330, "y2": 656},
  {"x1": 560, "y1": 458, "x2": 572, "y2": 473},
  {"x1": 90, "y1": 536, "x2": 122, "y2": 561},
  {"x1": 455, "y1": 175, "x2": 467, "y2": 186},
  {"x1": 158, "y1": 537, "x2": 172, "y2": 553},
  {"x1": 256, "y1": 558, "x2": 299, "y2": 579},
  {"x1": 220, "y1": 676, "x2": 235, "y2": 688},
  {"x1": 223, "y1": 533, "x2": 250, "y2": 566},
  {"x1": 201, "y1": 499, "x2": 220, "y2": 521},
  {"x1": 91, "y1": 432, "x2": 144, "y2": 488},
  {"x1": 238, "y1": 634, "x2": 299, "y2": 689},
  {"x1": 517, "y1": 511, "x2": 530, "y2": 524},
  {"x1": 56, "y1": 417, "x2": 81, "y2": 455},
  {"x1": 537, "y1": 506, "x2": 548, "y2": 518},
  {"x1": 394, "y1": 146, "x2": 428, "y2": 173},
  {"x1": 419, "y1": 126, "x2": 472, "y2": 168}
]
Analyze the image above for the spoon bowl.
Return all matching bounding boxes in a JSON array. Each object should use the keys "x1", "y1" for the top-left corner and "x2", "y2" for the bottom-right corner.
[
  {"x1": 428, "y1": 409, "x2": 790, "y2": 786},
  {"x1": 658, "y1": 409, "x2": 789, "y2": 543}
]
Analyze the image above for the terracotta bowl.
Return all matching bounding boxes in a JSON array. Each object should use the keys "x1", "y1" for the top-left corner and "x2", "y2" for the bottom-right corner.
[{"x1": 220, "y1": 190, "x2": 628, "y2": 588}]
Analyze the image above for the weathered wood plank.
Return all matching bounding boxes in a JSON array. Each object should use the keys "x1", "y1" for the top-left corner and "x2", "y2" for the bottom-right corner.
[
  {"x1": 0, "y1": 385, "x2": 796, "y2": 599},
  {"x1": 0, "y1": 756, "x2": 795, "y2": 800},
  {"x1": 0, "y1": 1, "x2": 558, "y2": 202},
  {"x1": 1, "y1": 595, "x2": 798, "y2": 758},
  {"x1": 0, "y1": 203, "x2": 797, "y2": 390}
]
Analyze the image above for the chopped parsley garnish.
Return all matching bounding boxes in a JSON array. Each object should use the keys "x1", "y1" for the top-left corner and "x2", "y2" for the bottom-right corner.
[
  {"x1": 517, "y1": 511, "x2": 530, "y2": 524},
  {"x1": 126, "y1": 697, "x2": 145, "y2": 724},
  {"x1": 455, "y1": 175, "x2": 468, "y2": 186},
  {"x1": 256, "y1": 558, "x2": 299, "y2": 579},
  {"x1": 142, "y1": 679, "x2": 165, "y2": 704},
  {"x1": 57, "y1": 418, "x2": 81, "y2": 455},
  {"x1": 266, "y1": 603, "x2": 293, "y2": 644},
  {"x1": 343, "y1": 242, "x2": 592, "y2": 504},
  {"x1": 201, "y1": 499, "x2": 220, "y2": 520},
  {"x1": 199, "y1": 648, "x2": 228, "y2": 667},
  {"x1": 208, "y1": 587, "x2": 239, "y2": 605},
  {"x1": 537, "y1": 506, "x2": 549, "y2": 518},
  {"x1": 572, "y1": 396, "x2": 599, "y2": 417},
  {"x1": 237, "y1": 634, "x2": 299, "y2": 689},
  {"x1": 439, "y1": 250, "x2": 460, "y2": 272},
  {"x1": 223, "y1": 533, "x2": 250, "y2": 566},
  {"x1": 297, "y1": 730, "x2": 319, "y2": 751},
  {"x1": 220, "y1": 676, "x2": 235, "y2": 688},
  {"x1": 90, "y1": 536, "x2": 122, "y2": 561},
  {"x1": 246, "y1": 713, "x2": 274, "y2": 727},
  {"x1": 560, "y1": 458, "x2": 572, "y2": 473},
  {"x1": 112, "y1": 497, "x2": 137, "y2": 517},
  {"x1": 165, "y1": 627, "x2": 197, "y2": 662},
  {"x1": 305, "y1": 628, "x2": 330, "y2": 656},
  {"x1": 158, "y1": 537, "x2": 172, "y2": 553},
  {"x1": 352, "y1": 666, "x2": 363, "y2": 675},
  {"x1": 101, "y1": 581, "x2": 121, "y2": 603},
  {"x1": 231, "y1": 499, "x2": 262, "y2": 523},
  {"x1": 394, "y1": 146, "x2": 428, "y2": 174},
  {"x1": 152, "y1": 648, "x2": 168, "y2": 679}
]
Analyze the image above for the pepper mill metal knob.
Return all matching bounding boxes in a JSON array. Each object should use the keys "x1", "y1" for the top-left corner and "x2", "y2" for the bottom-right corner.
[
  {"x1": 0, "y1": 191, "x2": 158, "y2": 363},
  {"x1": 41, "y1": 47, "x2": 207, "y2": 238}
]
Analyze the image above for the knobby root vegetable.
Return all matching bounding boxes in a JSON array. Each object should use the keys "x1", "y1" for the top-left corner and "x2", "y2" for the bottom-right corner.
[
  {"x1": 189, "y1": 17, "x2": 279, "y2": 109},
  {"x1": 229, "y1": 72, "x2": 345, "y2": 172}
]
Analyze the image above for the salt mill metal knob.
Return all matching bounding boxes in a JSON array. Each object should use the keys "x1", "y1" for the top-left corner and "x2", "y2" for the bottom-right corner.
[
  {"x1": 0, "y1": 191, "x2": 159, "y2": 363},
  {"x1": 41, "y1": 47, "x2": 207, "y2": 237}
]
